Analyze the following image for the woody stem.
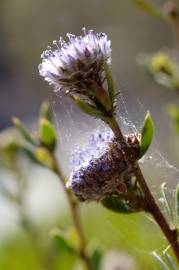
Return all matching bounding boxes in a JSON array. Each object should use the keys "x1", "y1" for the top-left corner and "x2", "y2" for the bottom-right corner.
[{"x1": 107, "y1": 116, "x2": 179, "y2": 262}]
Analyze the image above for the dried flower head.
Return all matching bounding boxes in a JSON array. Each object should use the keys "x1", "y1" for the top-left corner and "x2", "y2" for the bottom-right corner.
[
  {"x1": 67, "y1": 130, "x2": 140, "y2": 202},
  {"x1": 39, "y1": 28, "x2": 111, "y2": 94}
]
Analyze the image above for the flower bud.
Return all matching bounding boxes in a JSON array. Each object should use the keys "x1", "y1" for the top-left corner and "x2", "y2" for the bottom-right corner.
[{"x1": 67, "y1": 131, "x2": 140, "y2": 202}]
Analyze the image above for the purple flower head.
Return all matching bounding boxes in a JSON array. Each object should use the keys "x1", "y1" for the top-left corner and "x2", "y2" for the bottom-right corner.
[
  {"x1": 67, "y1": 130, "x2": 140, "y2": 202},
  {"x1": 39, "y1": 28, "x2": 111, "y2": 93}
]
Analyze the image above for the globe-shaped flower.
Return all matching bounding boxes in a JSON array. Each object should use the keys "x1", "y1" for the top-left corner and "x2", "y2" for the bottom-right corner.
[
  {"x1": 39, "y1": 28, "x2": 111, "y2": 94},
  {"x1": 67, "y1": 130, "x2": 140, "y2": 202}
]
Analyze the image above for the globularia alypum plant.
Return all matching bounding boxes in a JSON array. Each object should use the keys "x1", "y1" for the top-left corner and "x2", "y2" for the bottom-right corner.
[
  {"x1": 13, "y1": 27, "x2": 179, "y2": 269},
  {"x1": 38, "y1": 28, "x2": 179, "y2": 263}
]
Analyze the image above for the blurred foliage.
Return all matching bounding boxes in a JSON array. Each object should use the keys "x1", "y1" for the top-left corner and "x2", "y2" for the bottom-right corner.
[
  {"x1": 132, "y1": 0, "x2": 179, "y2": 138},
  {"x1": 139, "y1": 52, "x2": 179, "y2": 91},
  {"x1": 130, "y1": 0, "x2": 167, "y2": 21}
]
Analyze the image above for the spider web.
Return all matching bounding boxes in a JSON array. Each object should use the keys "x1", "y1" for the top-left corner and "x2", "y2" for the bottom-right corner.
[
  {"x1": 109, "y1": 93, "x2": 179, "y2": 263},
  {"x1": 51, "y1": 88, "x2": 179, "y2": 266}
]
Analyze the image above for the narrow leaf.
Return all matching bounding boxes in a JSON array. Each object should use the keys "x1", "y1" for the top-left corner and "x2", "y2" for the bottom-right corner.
[
  {"x1": 139, "y1": 111, "x2": 154, "y2": 158},
  {"x1": 12, "y1": 117, "x2": 36, "y2": 145},
  {"x1": 39, "y1": 118, "x2": 57, "y2": 152},
  {"x1": 90, "y1": 247, "x2": 103, "y2": 270},
  {"x1": 130, "y1": 0, "x2": 166, "y2": 20},
  {"x1": 104, "y1": 63, "x2": 116, "y2": 108},
  {"x1": 50, "y1": 229, "x2": 76, "y2": 254},
  {"x1": 73, "y1": 96, "x2": 104, "y2": 118},
  {"x1": 40, "y1": 101, "x2": 52, "y2": 122},
  {"x1": 102, "y1": 196, "x2": 134, "y2": 214},
  {"x1": 35, "y1": 147, "x2": 54, "y2": 169},
  {"x1": 65, "y1": 227, "x2": 81, "y2": 251}
]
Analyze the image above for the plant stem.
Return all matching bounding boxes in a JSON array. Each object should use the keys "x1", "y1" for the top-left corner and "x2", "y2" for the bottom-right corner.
[
  {"x1": 134, "y1": 164, "x2": 179, "y2": 262},
  {"x1": 108, "y1": 117, "x2": 179, "y2": 262},
  {"x1": 52, "y1": 156, "x2": 92, "y2": 270}
]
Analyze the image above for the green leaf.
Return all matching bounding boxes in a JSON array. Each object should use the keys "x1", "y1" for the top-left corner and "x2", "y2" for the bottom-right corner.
[
  {"x1": 139, "y1": 111, "x2": 154, "y2": 159},
  {"x1": 40, "y1": 101, "x2": 53, "y2": 122},
  {"x1": 73, "y1": 96, "x2": 104, "y2": 118},
  {"x1": 102, "y1": 196, "x2": 134, "y2": 214},
  {"x1": 35, "y1": 147, "x2": 55, "y2": 169},
  {"x1": 104, "y1": 63, "x2": 116, "y2": 108},
  {"x1": 12, "y1": 117, "x2": 36, "y2": 145},
  {"x1": 130, "y1": 0, "x2": 166, "y2": 20},
  {"x1": 65, "y1": 227, "x2": 81, "y2": 252},
  {"x1": 39, "y1": 118, "x2": 57, "y2": 152},
  {"x1": 50, "y1": 229, "x2": 76, "y2": 254},
  {"x1": 90, "y1": 247, "x2": 103, "y2": 270}
]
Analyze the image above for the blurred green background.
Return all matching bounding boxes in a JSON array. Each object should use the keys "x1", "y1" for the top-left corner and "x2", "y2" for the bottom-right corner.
[{"x1": 1, "y1": 0, "x2": 179, "y2": 269}]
